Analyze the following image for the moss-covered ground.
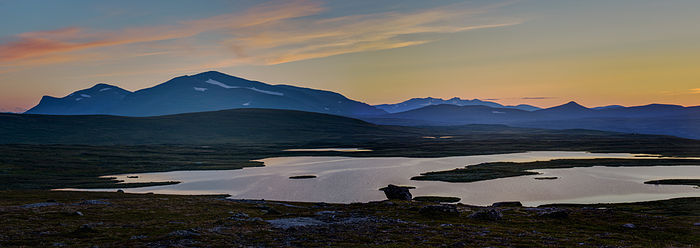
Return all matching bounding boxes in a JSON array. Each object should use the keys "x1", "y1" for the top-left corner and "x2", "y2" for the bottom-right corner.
[{"x1": 0, "y1": 190, "x2": 697, "y2": 247}]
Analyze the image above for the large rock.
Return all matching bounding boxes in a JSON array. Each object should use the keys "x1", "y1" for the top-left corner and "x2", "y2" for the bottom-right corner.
[
  {"x1": 468, "y1": 208, "x2": 503, "y2": 221},
  {"x1": 379, "y1": 184, "x2": 415, "y2": 200},
  {"x1": 491, "y1": 201, "x2": 522, "y2": 207}
]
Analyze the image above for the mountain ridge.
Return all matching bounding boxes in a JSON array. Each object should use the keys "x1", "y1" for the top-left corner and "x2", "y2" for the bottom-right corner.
[
  {"x1": 25, "y1": 71, "x2": 386, "y2": 117},
  {"x1": 374, "y1": 97, "x2": 542, "y2": 113}
]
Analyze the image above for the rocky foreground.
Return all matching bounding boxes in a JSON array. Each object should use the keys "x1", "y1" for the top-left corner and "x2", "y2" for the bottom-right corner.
[{"x1": 1, "y1": 190, "x2": 698, "y2": 247}]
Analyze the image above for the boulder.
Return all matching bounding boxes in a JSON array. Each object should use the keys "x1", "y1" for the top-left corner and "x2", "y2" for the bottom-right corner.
[
  {"x1": 468, "y1": 208, "x2": 502, "y2": 221},
  {"x1": 491, "y1": 201, "x2": 523, "y2": 207},
  {"x1": 379, "y1": 184, "x2": 415, "y2": 200}
]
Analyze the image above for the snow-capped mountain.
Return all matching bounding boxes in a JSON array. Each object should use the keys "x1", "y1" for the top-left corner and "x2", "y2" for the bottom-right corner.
[
  {"x1": 374, "y1": 97, "x2": 541, "y2": 113},
  {"x1": 25, "y1": 71, "x2": 386, "y2": 117}
]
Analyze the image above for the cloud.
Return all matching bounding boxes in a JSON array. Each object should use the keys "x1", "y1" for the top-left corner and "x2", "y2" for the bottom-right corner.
[
  {"x1": 0, "y1": 0, "x2": 520, "y2": 69},
  {"x1": 521, "y1": 97, "x2": 555, "y2": 100},
  {"x1": 691, "y1": 88, "x2": 700, "y2": 94}
]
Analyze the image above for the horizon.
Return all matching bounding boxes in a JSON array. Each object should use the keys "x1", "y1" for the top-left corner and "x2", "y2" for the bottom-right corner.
[
  {"x1": 5, "y1": 70, "x2": 698, "y2": 115},
  {"x1": 2, "y1": 0, "x2": 700, "y2": 112}
]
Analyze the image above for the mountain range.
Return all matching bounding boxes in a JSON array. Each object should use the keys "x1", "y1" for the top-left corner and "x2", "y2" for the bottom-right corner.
[
  {"x1": 374, "y1": 97, "x2": 541, "y2": 113},
  {"x1": 363, "y1": 101, "x2": 700, "y2": 139},
  {"x1": 26, "y1": 71, "x2": 385, "y2": 117},
  {"x1": 20, "y1": 71, "x2": 700, "y2": 139}
]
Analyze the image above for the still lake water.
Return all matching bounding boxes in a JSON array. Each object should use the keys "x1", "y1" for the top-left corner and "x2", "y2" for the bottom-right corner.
[{"x1": 72, "y1": 151, "x2": 700, "y2": 206}]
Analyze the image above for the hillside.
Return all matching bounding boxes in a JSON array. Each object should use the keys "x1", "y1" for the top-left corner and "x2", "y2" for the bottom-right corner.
[{"x1": 1, "y1": 109, "x2": 410, "y2": 145}]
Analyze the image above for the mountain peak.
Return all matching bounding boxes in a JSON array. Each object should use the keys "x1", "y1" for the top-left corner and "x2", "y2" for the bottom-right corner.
[{"x1": 560, "y1": 101, "x2": 587, "y2": 108}]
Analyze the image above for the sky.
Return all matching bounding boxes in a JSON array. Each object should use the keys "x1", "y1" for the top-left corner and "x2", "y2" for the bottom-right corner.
[{"x1": 1, "y1": 0, "x2": 699, "y2": 112}]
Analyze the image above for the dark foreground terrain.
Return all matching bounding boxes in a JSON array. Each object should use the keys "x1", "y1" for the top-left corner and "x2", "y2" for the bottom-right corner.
[{"x1": 0, "y1": 190, "x2": 698, "y2": 247}]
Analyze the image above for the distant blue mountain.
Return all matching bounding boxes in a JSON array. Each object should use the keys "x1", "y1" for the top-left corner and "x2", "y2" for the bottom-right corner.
[
  {"x1": 25, "y1": 71, "x2": 386, "y2": 117},
  {"x1": 374, "y1": 97, "x2": 541, "y2": 113},
  {"x1": 362, "y1": 101, "x2": 700, "y2": 139}
]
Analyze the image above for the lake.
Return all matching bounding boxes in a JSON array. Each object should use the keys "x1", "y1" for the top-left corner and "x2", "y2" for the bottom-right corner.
[{"x1": 67, "y1": 151, "x2": 700, "y2": 206}]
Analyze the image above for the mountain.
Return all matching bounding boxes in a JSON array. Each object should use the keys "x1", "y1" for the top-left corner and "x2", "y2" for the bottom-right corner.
[
  {"x1": 3, "y1": 109, "x2": 410, "y2": 145},
  {"x1": 368, "y1": 104, "x2": 532, "y2": 125},
  {"x1": 25, "y1": 71, "x2": 386, "y2": 117},
  {"x1": 592, "y1": 105, "x2": 625, "y2": 110},
  {"x1": 25, "y1": 84, "x2": 131, "y2": 115},
  {"x1": 362, "y1": 101, "x2": 700, "y2": 139},
  {"x1": 374, "y1": 97, "x2": 541, "y2": 113}
]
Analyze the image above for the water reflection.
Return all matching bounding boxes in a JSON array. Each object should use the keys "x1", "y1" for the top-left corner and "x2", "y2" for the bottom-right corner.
[{"x1": 67, "y1": 151, "x2": 699, "y2": 206}]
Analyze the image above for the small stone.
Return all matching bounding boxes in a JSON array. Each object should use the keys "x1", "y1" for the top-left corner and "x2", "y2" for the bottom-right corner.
[
  {"x1": 622, "y1": 223, "x2": 636, "y2": 229},
  {"x1": 246, "y1": 217, "x2": 263, "y2": 222},
  {"x1": 231, "y1": 212, "x2": 249, "y2": 218},
  {"x1": 74, "y1": 211, "x2": 84, "y2": 216}
]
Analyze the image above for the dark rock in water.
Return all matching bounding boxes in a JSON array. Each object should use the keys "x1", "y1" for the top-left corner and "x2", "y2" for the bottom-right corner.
[
  {"x1": 289, "y1": 175, "x2": 317, "y2": 179},
  {"x1": 491, "y1": 201, "x2": 522, "y2": 207},
  {"x1": 116, "y1": 189, "x2": 124, "y2": 193},
  {"x1": 468, "y1": 208, "x2": 502, "y2": 221},
  {"x1": 127, "y1": 175, "x2": 139, "y2": 178},
  {"x1": 537, "y1": 209, "x2": 570, "y2": 219},
  {"x1": 534, "y1": 176, "x2": 558, "y2": 180},
  {"x1": 419, "y1": 205, "x2": 459, "y2": 217},
  {"x1": 379, "y1": 184, "x2": 415, "y2": 200}
]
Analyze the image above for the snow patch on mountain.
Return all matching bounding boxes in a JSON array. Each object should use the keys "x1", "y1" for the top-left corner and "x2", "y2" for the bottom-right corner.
[
  {"x1": 193, "y1": 87, "x2": 208, "y2": 92},
  {"x1": 80, "y1": 94, "x2": 91, "y2": 98},
  {"x1": 205, "y1": 79, "x2": 238, "y2": 89},
  {"x1": 204, "y1": 78, "x2": 283, "y2": 96},
  {"x1": 99, "y1": 88, "x2": 112, "y2": 92},
  {"x1": 248, "y1": 87, "x2": 283, "y2": 96}
]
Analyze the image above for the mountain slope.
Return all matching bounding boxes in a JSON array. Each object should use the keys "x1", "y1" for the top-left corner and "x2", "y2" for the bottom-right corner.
[
  {"x1": 1, "y1": 109, "x2": 409, "y2": 145},
  {"x1": 25, "y1": 71, "x2": 386, "y2": 117},
  {"x1": 25, "y1": 84, "x2": 131, "y2": 115},
  {"x1": 374, "y1": 97, "x2": 541, "y2": 113}
]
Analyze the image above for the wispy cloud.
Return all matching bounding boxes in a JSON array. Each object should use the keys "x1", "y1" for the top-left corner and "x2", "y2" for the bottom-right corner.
[
  {"x1": 691, "y1": 88, "x2": 700, "y2": 94},
  {"x1": 521, "y1": 96, "x2": 555, "y2": 100},
  {"x1": 0, "y1": 0, "x2": 520, "y2": 70}
]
